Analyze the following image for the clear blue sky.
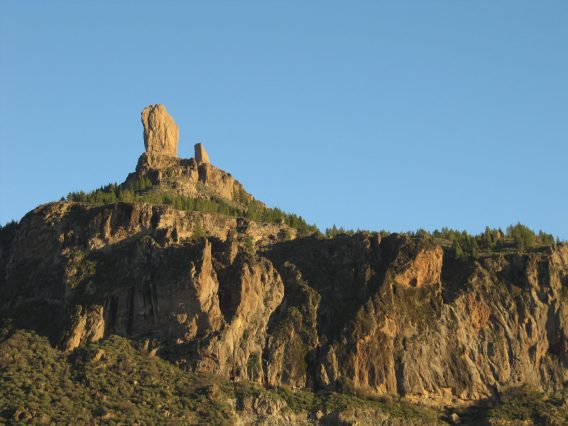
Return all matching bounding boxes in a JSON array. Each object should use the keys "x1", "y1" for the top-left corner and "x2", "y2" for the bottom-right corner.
[{"x1": 1, "y1": 1, "x2": 567, "y2": 238}]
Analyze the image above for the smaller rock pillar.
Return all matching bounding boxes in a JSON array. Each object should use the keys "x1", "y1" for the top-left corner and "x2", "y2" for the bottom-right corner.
[{"x1": 194, "y1": 143, "x2": 210, "y2": 165}]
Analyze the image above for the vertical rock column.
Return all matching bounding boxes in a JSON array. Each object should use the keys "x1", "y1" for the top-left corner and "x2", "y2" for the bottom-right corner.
[
  {"x1": 194, "y1": 143, "x2": 210, "y2": 164},
  {"x1": 140, "y1": 104, "x2": 179, "y2": 168}
]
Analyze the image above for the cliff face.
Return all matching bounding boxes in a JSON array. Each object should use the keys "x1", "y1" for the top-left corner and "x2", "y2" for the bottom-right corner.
[
  {"x1": 1, "y1": 203, "x2": 567, "y2": 408},
  {"x1": 1, "y1": 104, "x2": 567, "y2": 415},
  {"x1": 265, "y1": 236, "x2": 568, "y2": 405}
]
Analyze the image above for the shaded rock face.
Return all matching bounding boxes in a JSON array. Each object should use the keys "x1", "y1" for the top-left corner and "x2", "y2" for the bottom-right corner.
[
  {"x1": 141, "y1": 104, "x2": 179, "y2": 161},
  {"x1": 2, "y1": 204, "x2": 567, "y2": 407}
]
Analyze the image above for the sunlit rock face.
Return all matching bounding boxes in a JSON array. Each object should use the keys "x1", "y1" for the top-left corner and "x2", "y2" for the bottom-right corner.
[
  {"x1": 132, "y1": 105, "x2": 252, "y2": 206},
  {"x1": 141, "y1": 104, "x2": 179, "y2": 157},
  {"x1": 194, "y1": 143, "x2": 210, "y2": 165},
  {"x1": 140, "y1": 104, "x2": 179, "y2": 168}
]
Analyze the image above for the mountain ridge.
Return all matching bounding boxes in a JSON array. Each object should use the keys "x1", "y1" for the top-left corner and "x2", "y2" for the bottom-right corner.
[{"x1": 1, "y1": 104, "x2": 567, "y2": 425}]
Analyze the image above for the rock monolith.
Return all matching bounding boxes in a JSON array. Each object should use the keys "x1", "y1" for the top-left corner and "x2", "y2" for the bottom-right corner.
[{"x1": 141, "y1": 104, "x2": 179, "y2": 158}]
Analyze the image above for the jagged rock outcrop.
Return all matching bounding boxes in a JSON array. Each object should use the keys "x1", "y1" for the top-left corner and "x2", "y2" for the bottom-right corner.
[
  {"x1": 132, "y1": 105, "x2": 253, "y2": 205},
  {"x1": 61, "y1": 305, "x2": 105, "y2": 351},
  {"x1": 0, "y1": 201, "x2": 292, "y2": 359},
  {"x1": 185, "y1": 252, "x2": 285, "y2": 383}
]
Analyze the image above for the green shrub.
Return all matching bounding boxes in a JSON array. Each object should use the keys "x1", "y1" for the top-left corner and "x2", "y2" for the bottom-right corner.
[{"x1": 244, "y1": 236, "x2": 255, "y2": 254}]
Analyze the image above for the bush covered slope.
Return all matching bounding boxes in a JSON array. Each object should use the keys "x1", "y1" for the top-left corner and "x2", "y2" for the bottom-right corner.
[{"x1": 0, "y1": 328, "x2": 444, "y2": 425}]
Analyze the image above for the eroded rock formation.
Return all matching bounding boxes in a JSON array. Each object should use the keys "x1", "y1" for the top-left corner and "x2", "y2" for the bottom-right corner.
[
  {"x1": 2, "y1": 203, "x2": 567, "y2": 408},
  {"x1": 142, "y1": 104, "x2": 179, "y2": 158},
  {"x1": 132, "y1": 104, "x2": 252, "y2": 205},
  {"x1": 1, "y1": 104, "x2": 567, "y2": 414}
]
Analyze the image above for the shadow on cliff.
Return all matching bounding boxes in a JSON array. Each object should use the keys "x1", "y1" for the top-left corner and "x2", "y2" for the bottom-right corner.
[
  {"x1": 452, "y1": 401, "x2": 493, "y2": 425},
  {"x1": 440, "y1": 249, "x2": 475, "y2": 304},
  {"x1": 262, "y1": 233, "x2": 388, "y2": 345}
]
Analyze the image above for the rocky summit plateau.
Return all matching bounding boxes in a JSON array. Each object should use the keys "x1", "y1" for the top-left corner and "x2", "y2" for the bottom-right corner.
[{"x1": 1, "y1": 105, "x2": 567, "y2": 425}]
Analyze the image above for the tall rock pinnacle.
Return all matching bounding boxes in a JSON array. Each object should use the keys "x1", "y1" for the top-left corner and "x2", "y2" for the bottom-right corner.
[{"x1": 141, "y1": 104, "x2": 179, "y2": 158}]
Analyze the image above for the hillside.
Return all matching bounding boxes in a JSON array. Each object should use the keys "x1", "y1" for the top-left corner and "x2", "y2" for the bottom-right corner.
[{"x1": 1, "y1": 104, "x2": 567, "y2": 425}]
